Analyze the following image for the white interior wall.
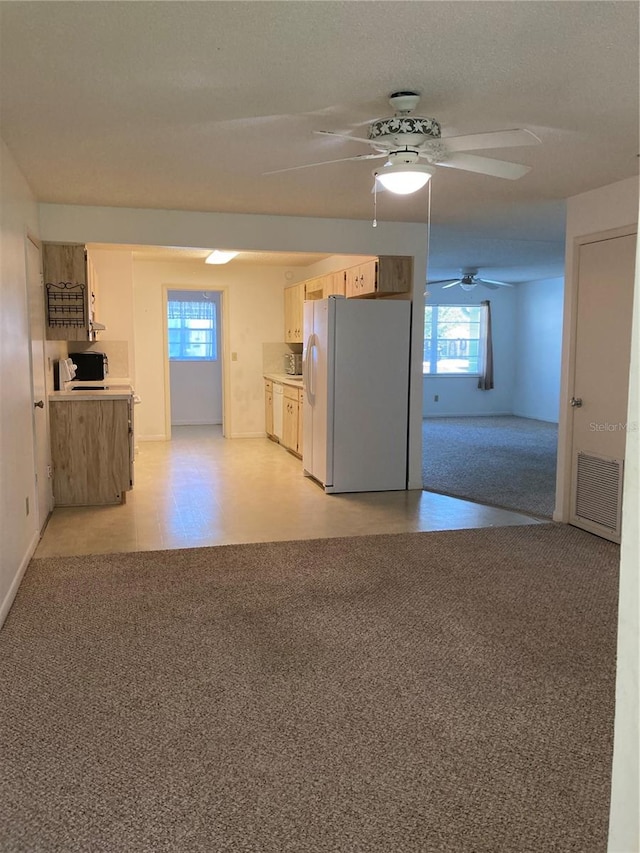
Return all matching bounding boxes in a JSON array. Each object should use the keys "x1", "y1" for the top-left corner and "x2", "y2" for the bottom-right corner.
[
  {"x1": 422, "y1": 283, "x2": 517, "y2": 417},
  {"x1": 512, "y1": 277, "x2": 564, "y2": 422},
  {"x1": 132, "y1": 260, "x2": 287, "y2": 439},
  {"x1": 0, "y1": 141, "x2": 41, "y2": 622}
]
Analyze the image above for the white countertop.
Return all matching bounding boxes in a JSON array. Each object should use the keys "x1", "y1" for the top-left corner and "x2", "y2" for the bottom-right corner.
[
  {"x1": 50, "y1": 382, "x2": 135, "y2": 401},
  {"x1": 264, "y1": 373, "x2": 304, "y2": 387}
]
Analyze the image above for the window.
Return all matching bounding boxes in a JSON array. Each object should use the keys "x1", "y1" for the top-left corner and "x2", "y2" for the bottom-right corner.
[
  {"x1": 424, "y1": 305, "x2": 482, "y2": 375},
  {"x1": 168, "y1": 296, "x2": 218, "y2": 361}
]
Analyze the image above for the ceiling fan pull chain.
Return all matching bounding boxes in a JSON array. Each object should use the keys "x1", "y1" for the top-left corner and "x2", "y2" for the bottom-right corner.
[{"x1": 372, "y1": 181, "x2": 378, "y2": 228}]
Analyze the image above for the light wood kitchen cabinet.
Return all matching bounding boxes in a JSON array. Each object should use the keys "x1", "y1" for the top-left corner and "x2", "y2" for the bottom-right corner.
[
  {"x1": 324, "y1": 271, "x2": 346, "y2": 297},
  {"x1": 284, "y1": 282, "x2": 305, "y2": 343},
  {"x1": 304, "y1": 277, "x2": 324, "y2": 300},
  {"x1": 282, "y1": 384, "x2": 302, "y2": 457},
  {"x1": 49, "y1": 398, "x2": 133, "y2": 505},
  {"x1": 264, "y1": 379, "x2": 275, "y2": 439},
  {"x1": 345, "y1": 256, "x2": 413, "y2": 298},
  {"x1": 43, "y1": 242, "x2": 101, "y2": 341},
  {"x1": 298, "y1": 389, "x2": 304, "y2": 453}
]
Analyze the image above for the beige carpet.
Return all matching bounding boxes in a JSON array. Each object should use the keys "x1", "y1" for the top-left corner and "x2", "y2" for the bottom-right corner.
[
  {"x1": 422, "y1": 417, "x2": 558, "y2": 518},
  {"x1": 1, "y1": 524, "x2": 619, "y2": 852}
]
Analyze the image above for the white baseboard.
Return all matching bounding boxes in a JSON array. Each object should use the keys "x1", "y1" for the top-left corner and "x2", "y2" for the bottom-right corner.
[
  {"x1": 0, "y1": 530, "x2": 40, "y2": 630},
  {"x1": 229, "y1": 432, "x2": 267, "y2": 439},
  {"x1": 137, "y1": 435, "x2": 168, "y2": 442}
]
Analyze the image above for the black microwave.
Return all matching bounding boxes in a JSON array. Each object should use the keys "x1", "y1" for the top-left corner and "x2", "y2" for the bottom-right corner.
[{"x1": 70, "y1": 351, "x2": 109, "y2": 381}]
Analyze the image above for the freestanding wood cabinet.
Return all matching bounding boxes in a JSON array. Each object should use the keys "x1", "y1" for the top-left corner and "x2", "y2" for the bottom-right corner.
[{"x1": 49, "y1": 398, "x2": 133, "y2": 505}]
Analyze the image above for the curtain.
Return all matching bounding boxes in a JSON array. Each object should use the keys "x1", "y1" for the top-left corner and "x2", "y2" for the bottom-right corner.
[{"x1": 477, "y1": 300, "x2": 494, "y2": 390}]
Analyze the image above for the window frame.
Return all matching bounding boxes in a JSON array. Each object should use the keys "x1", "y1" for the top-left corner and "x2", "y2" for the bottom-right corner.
[
  {"x1": 167, "y1": 297, "x2": 218, "y2": 362},
  {"x1": 423, "y1": 303, "x2": 483, "y2": 377}
]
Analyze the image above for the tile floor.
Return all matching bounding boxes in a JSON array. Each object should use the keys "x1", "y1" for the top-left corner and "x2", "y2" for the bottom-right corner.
[{"x1": 35, "y1": 425, "x2": 542, "y2": 558}]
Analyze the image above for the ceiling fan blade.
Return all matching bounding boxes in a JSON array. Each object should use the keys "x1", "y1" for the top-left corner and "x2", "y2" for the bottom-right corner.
[
  {"x1": 443, "y1": 129, "x2": 541, "y2": 153},
  {"x1": 478, "y1": 278, "x2": 514, "y2": 288},
  {"x1": 314, "y1": 130, "x2": 380, "y2": 145},
  {"x1": 264, "y1": 152, "x2": 386, "y2": 176},
  {"x1": 427, "y1": 278, "x2": 461, "y2": 285},
  {"x1": 441, "y1": 280, "x2": 462, "y2": 289},
  {"x1": 435, "y1": 153, "x2": 532, "y2": 180}
]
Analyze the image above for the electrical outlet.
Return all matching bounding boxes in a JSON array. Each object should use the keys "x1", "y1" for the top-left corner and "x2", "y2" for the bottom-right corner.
[
  {"x1": 25, "y1": 496, "x2": 29, "y2": 516},
  {"x1": 434, "y1": 394, "x2": 439, "y2": 402},
  {"x1": 231, "y1": 352, "x2": 238, "y2": 362}
]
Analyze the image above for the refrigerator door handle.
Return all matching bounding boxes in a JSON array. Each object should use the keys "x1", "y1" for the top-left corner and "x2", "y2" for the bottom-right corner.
[{"x1": 304, "y1": 334, "x2": 317, "y2": 405}]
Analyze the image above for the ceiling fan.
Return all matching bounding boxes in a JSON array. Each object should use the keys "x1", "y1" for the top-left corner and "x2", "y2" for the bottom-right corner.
[
  {"x1": 265, "y1": 90, "x2": 541, "y2": 192},
  {"x1": 428, "y1": 272, "x2": 515, "y2": 291}
]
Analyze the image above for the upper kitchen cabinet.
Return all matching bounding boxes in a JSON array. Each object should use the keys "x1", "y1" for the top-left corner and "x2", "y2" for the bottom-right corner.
[
  {"x1": 284, "y1": 281, "x2": 305, "y2": 343},
  {"x1": 345, "y1": 256, "x2": 413, "y2": 299},
  {"x1": 43, "y1": 242, "x2": 103, "y2": 341}
]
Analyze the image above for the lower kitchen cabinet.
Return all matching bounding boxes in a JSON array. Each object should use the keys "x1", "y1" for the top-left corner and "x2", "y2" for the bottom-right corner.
[{"x1": 49, "y1": 398, "x2": 133, "y2": 505}]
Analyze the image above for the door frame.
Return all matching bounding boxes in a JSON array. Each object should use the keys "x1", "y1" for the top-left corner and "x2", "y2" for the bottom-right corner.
[
  {"x1": 161, "y1": 284, "x2": 230, "y2": 440},
  {"x1": 555, "y1": 223, "x2": 638, "y2": 522},
  {"x1": 25, "y1": 231, "x2": 53, "y2": 534}
]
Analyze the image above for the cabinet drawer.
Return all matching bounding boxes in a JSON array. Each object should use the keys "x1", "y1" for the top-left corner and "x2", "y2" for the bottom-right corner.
[{"x1": 284, "y1": 385, "x2": 301, "y2": 402}]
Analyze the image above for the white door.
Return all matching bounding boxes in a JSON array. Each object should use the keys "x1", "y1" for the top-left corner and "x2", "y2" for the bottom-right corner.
[
  {"x1": 26, "y1": 237, "x2": 53, "y2": 532},
  {"x1": 167, "y1": 289, "x2": 223, "y2": 427},
  {"x1": 569, "y1": 229, "x2": 637, "y2": 542}
]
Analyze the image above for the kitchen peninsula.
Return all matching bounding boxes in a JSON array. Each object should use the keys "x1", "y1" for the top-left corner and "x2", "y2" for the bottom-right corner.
[{"x1": 48, "y1": 384, "x2": 136, "y2": 506}]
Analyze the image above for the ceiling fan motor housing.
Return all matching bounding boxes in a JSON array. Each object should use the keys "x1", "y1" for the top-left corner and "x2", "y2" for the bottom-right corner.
[{"x1": 369, "y1": 116, "x2": 441, "y2": 149}]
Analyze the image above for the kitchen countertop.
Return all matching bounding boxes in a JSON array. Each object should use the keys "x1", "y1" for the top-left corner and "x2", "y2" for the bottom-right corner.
[
  {"x1": 264, "y1": 373, "x2": 304, "y2": 387},
  {"x1": 49, "y1": 382, "x2": 135, "y2": 401}
]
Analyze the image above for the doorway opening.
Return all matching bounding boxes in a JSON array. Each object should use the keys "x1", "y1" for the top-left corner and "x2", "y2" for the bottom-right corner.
[{"x1": 165, "y1": 289, "x2": 224, "y2": 436}]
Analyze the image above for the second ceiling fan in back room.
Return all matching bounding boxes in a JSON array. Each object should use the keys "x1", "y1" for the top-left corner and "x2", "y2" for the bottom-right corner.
[
  {"x1": 428, "y1": 271, "x2": 515, "y2": 292},
  {"x1": 265, "y1": 90, "x2": 542, "y2": 194}
]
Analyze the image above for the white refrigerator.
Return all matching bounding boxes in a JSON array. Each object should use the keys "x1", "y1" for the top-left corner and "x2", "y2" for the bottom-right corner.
[{"x1": 302, "y1": 296, "x2": 411, "y2": 493}]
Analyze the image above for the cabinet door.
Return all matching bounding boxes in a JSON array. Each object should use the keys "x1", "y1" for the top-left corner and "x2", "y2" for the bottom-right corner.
[
  {"x1": 284, "y1": 287, "x2": 295, "y2": 342},
  {"x1": 43, "y1": 243, "x2": 89, "y2": 340},
  {"x1": 358, "y1": 260, "x2": 377, "y2": 295},
  {"x1": 305, "y1": 277, "x2": 324, "y2": 300},
  {"x1": 376, "y1": 256, "x2": 413, "y2": 294},
  {"x1": 297, "y1": 390, "x2": 304, "y2": 453},
  {"x1": 325, "y1": 271, "x2": 346, "y2": 297},
  {"x1": 345, "y1": 265, "x2": 362, "y2": 298},
  {"x1": 282, "y1": 389, "x2": 299, "y2": 451},
  {"x1": 293, "y1": 282, "x2": 304, "y2": 342},
  {"x1": 284, "y1": 283, "x2": 305, "y2": 343},
  {"x1": 50, "y1": 399, "x2": 131, "y2": 505},
  {"x1": 264, "y1": 380, "x2": 274, "y2": 436}
]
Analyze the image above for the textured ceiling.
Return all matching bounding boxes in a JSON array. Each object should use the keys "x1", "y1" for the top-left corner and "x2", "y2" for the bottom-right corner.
[{"x1": 1, "y1": 1, "x2": 638, "y2": 281}]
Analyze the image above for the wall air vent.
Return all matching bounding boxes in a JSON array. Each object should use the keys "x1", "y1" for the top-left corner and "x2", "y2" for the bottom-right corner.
[{"x1": 573, "y1": 451, "x2": 623, "y2": 536}]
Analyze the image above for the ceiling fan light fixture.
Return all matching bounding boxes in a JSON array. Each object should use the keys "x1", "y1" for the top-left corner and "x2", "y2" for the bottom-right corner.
[
  {"x1": 205, "y1": 250, "x2": 239, "y2": 265},
  {"x1": 374, "y1": 164, "x2": 434, "y2": 195},
  {"x1": 459, "y1": 282, "x2": 477, "y2": 291}
]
